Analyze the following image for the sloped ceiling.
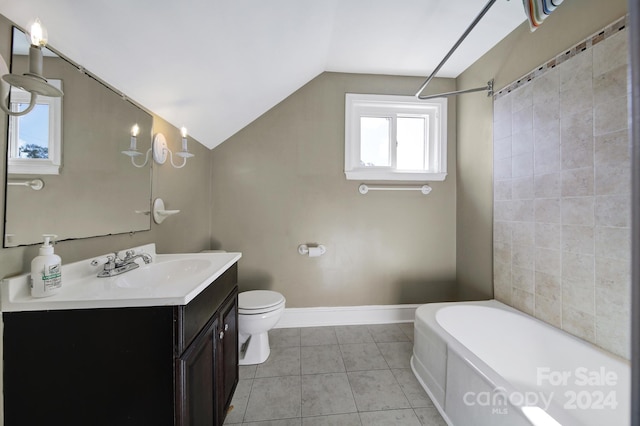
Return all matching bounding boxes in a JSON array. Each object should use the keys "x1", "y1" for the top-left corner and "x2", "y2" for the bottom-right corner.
[{"x1": 0, "y1": 0, "x2": 525, "y2": 149}]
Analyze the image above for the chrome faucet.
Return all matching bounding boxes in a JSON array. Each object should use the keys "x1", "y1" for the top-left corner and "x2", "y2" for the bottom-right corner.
[{"x1": 91, "y1": 250, "x2": 152, "y2": 278}]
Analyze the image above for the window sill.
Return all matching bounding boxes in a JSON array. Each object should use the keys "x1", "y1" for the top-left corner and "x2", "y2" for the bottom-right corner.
[
  {"x1": 345, "y1": 170, "x2": 447, "y2": 182},
  {"x1": 8, "y1": 162, "x2": 60, "y2": 175}
]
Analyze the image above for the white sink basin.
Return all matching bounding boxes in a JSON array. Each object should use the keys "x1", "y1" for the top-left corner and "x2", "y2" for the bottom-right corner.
[
  {"x1": 2, "y1": 243, "x2": 242, "y2": 312},
  {"x1": 115, "y1": 258, "x2": 213, "y2": 289}
]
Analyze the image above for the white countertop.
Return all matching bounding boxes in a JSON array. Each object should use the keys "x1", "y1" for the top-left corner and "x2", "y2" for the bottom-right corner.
[{"x1": 1, "y1": 244, "x2": 242, "y2": 312}]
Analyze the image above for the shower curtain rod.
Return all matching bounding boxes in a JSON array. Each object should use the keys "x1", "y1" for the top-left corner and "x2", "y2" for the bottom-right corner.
[{"x1": 415, "y1": 0, "x2": 499, "y2": 100}]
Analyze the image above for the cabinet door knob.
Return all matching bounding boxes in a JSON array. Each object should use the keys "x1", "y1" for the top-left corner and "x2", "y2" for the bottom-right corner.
[
  {"x1": 219, "y1": 331, "x2": 225, "y2": 340},
  {"x1": 224, "y1": 323, "x2": 229, "y2": 331}
]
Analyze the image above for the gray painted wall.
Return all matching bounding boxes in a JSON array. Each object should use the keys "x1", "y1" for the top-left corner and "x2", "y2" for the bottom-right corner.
[{"x1": 210, "y1": 72, "x2": 460, "y2": 308}]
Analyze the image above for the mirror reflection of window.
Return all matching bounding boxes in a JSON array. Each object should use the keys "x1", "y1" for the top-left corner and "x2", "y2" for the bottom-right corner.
[
  {"x1": 7, "y1": 80, "x2": 62, "y2": 174},
  {"x1": 16, "y1": 103, "x2": 50, "y2": 159}
]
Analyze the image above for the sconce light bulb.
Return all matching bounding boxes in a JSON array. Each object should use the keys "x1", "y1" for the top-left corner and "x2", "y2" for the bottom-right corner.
[
  {"x1": 28, "y1": 18, "x2": 48, "y2": 47},
  {"x1": 131, "y1": 124, "x2": 140, "y2": 137},
  {"x1": 180, "y1": 127, "x2": 188, "y2": 138}
]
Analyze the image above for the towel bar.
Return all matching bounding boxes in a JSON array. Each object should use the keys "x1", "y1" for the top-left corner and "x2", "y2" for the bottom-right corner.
[{"x1": 358, "y1": 184, "x2": 432, "y2": 195}]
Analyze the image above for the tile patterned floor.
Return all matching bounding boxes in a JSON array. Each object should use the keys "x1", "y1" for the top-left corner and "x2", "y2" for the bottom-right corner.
[{"x1": 224, "y1": 323, "x2": 447, "y2": 426}]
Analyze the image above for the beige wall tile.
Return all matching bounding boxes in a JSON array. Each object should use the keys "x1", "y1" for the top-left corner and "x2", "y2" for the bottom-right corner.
[
  {"x1": 534, "y1": 101, "x2": 560, "y2": 129},
  {"x1": 562, "y1": 307, "x2": 596, "y2": 343},
  {"x1": 512, "y1": 83, "x2": 533, "y2": 113},
  {"x1": 596, "y1": 316, "x2": 630, "y2": 359},
  {"x1": 562, "y1": 252, "x2": 595, "y2": 285},
  {"x1": 494, "y1": 278, "x2": 512, "y2": 305},
  {"x1": 535, "y1": 271, "x2": 562, "y2": 296},
  {"x1": 532, "y1": 67, "x2": 560, "y2": 106},
  {"x1": 595, "y1": 256, "x2": 631, "y2": 294},
  {"x1": 535, "y1": 248, "x2": 562, "y2": 276},
  {"x1": 513, "y1": 267, "x2": 535, "y2": 292},
  {"x1": 559, "y1": 82, "x2": 593, "y2": 117},
  {"x1": 494, "y1": 257, "x2": 512, "y2": 280},
  {"x1": 512, "y1": 152, "x2": 534, "y2": 178},
  {"x1": 595, "y1": 226, "x2": 630, "y2": 261},
  {"x1": 596, "y1": 286, "x2": 630, "y2": 318},
  {"x1": 559, "y1": 48, "x2": 593, "y2": 92},
  {"x1": 513, "y1": 129, "x2": 534, "y2": 156},
  {"x1": 513, "y1": 105, "x2": 533, "y2": 134},
  {"x1": 512, "y1": 177, "x2": 534, "y2": 200},
  {"x1": 594, "y1": 95, "x2": 628, "y2": 136},
  {"x1": 494, "y1": 156, "x2": 513, "y2": 180},
  {"x1": 560, "y1": 112, "x2": 594, "y2": 169},
  {"x1": 561, "y1": 197, "x2": 595, "y2": 226},
  {"x1": 494, "y1": 180, "x2": 512, "y2": 201},
  {"x1": 594, "y1": 65, "x2": 628, "y2": 105},
  {"x1": 494, "y1": 116, "x2": 512, "y2": 140},
  {"x1": 513, "y1": 243, "x2": 535, "y2": 270},
  {"x1": 535, "y1": 294, "x2": 562, "y2": 328},
  {"x1": 513, "y1": 221, "x2": 535, "y2": 246},
  {"x1": 535, "y1": 198, "x2": 562, "y2": 223},
  {"x1": 594, "y1": 130, "x2": 631, "y2": 195},
  {"x1": 494, "y1": 200, "x2": 514, "y2": 222},
  {"x1": 561, "y1": 167, "x2": 594, "y2": 197},
  {"x1": 534, "y1": 122, "x2": 562, "y2": 175},
  {"x1": 513, "y1": 200, "x2": 535, "y2": 222},
  {"x1": 512, "y1": 288, "x2": 534, "y2": 315},
  {"x1": 494, "y1": 94, "x2": 512, "y2": 123},
  {"x1": 562, "y1": 282, "x2": 595, "y2": 315},
  {"x1": 494, "y1": 135, "x2": 512, "y2": 161},
  {"x1": 562, "y1": 225, "x2": 595, "y2": 254},
  {"x1": 534, "y1": 173, "x2": 562, "y2": 198},
  {"x1": 494, "y1": 221, "x2": 513, "y2": 243},
  {"x1": 595, "y1": 194, "x2": 630, "y2": 227},
  {"x1": 487, "y1": 8, "x2": 629, "y2": 357},
  {"x1": 561, "y1": 138, "x2": 595, "y2": 171},
  {"x1": 494, "y1": 241, "x2": 512, "y2": 265},
  {"x1": 593, "y1": 30, "x2": 628, "y2": 77},
  {"x1": 535, "y1": 223, "x2": 562, "y2": 250}
]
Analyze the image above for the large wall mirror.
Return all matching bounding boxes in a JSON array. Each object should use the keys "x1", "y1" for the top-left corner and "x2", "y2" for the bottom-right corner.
[{"x1": 4, "y1": 26, "x2": 153, "y2": 247}]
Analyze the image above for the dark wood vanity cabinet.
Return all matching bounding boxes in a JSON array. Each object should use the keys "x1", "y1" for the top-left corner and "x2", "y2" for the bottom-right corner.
[
  {"x1": 3, "y1": 263, "x2": 239, "y2": 426},
  {"x1": 176, "y1": 285, "x2": 239, "y2": 426}
]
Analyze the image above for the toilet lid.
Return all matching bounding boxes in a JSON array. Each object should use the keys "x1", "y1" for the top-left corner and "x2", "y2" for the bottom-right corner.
[{"x1": 239, "y1": 290, "x2": 285, "y2": 311}]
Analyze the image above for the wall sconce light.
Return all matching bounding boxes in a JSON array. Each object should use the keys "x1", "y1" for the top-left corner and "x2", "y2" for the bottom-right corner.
[
  {"x1": 0, "y1": 18, "x2": 63, "y2": 117},
  {"x1": 122, "y1": 125, "x2": 195, "y2": 169}
]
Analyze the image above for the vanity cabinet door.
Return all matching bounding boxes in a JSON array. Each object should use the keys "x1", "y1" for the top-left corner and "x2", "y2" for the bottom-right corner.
[
  {"x1": 177, "y1": 316, "x2": 219, "y2": 426},
  {"x1": 217, "y1": 290, "x2": 239, "y2": 423}
]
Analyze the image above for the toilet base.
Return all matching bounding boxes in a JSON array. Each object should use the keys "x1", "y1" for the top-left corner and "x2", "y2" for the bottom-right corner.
[{"x1": 238, "y1": 331, "x2": 271, "y2": 365}]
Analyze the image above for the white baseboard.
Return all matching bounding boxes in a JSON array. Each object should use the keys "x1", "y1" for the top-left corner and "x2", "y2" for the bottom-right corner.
[{"x1": 274, "y1": 304, "x2": 420, "y2": 328}]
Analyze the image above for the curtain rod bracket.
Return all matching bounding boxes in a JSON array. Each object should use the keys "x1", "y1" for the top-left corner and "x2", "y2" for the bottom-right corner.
[{"x1": 416, "y1": 79, "x2": 494, "y2": 100}]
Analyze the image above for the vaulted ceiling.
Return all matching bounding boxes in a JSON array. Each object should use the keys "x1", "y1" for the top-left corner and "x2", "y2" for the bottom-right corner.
[{"x1": 0, "y1": 0, "x2": 525, "y2": 149}]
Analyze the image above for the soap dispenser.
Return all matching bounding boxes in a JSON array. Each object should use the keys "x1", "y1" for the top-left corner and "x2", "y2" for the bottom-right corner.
[{"x1": 30, "y1": 234, "x2": 62, "y2": 298}]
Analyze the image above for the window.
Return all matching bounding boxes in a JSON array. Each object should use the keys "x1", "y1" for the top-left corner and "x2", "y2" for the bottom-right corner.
[
  {"x1": 7, "y1": 79, "x2": 63, "y2": 175},
  {"x1": 344, "y1": 93, "x2": 447, "y2": 181}
]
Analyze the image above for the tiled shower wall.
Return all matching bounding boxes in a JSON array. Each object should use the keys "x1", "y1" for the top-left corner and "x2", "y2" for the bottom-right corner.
[{"x1": 492, "y1": 22, "x2": 630, "y2": 358}]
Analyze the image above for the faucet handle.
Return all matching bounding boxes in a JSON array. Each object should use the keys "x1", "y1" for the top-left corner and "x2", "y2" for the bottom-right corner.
[
  {"x1": 91, "y1": 255, "x2": 110, "y2": 266},
  {"x1": 90, "y1": 254, "x2": 116, "y2": 268}
]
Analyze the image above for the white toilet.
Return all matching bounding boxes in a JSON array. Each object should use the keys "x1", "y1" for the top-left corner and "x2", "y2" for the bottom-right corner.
[{"x1": 237, "y1": 290, "x2": 286, "y2": 365}]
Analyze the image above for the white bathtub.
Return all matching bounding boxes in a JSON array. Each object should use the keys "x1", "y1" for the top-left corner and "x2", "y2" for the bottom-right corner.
[{"x1": 410, "y1": 300, "x2": 630, "y2": 426}]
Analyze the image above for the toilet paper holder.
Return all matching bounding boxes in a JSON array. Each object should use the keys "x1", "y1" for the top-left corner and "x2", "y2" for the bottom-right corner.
[{"x1": 298, "y1": 244, "x2": 326, "y2": 257}]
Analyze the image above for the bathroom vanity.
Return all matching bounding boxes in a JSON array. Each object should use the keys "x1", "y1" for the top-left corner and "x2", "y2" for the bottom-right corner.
[{"x1": 2, "y1": 245, "x2": 241, "y2": 426}]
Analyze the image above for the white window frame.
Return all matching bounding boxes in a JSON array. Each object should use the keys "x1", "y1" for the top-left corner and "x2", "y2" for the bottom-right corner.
[
  {"x1": 345, "y1": 93, "x2": 447, "y2": 181},
  {"x1": 7, "y1": 79, "x2": 63, "y2": 175}
]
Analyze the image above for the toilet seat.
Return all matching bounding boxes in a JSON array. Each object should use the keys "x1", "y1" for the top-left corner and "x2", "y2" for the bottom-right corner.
[{"x1": 238, "y1": 290, "x2": 285, "y2": 315}]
